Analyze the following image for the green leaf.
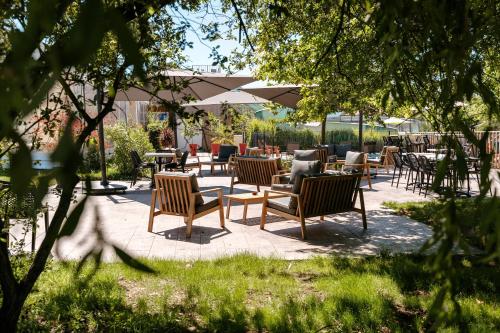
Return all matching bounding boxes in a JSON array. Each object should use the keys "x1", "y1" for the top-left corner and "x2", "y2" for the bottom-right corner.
[
  {"x1": 59, "y1": 196, "x2": 88, "y2": 238},
  {"x1": 113, "y1": 245, "x2": 155, "y2": 273},
  {"x1": 10, "y1": 140, "x2": 35, "y2": 195}
]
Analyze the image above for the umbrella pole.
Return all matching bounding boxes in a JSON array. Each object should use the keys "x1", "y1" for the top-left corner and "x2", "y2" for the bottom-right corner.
[
  {"x1": 358, "y1": 110, "x2": 363, "y2": 151},
  {"x1": 97, "y1": 87, "x2": 109, "y2": 186}
]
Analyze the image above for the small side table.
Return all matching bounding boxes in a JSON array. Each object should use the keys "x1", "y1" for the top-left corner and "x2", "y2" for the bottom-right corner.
[{"x1": 224, "y1": 192, "x2": 285, "y2": 224}]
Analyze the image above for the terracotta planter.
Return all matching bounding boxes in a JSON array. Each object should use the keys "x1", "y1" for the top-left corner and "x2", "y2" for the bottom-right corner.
[
  {"x1": 211, "y1": 143, "x2": 220, "y2": 156},
  {"x1": 239, "y1": 143, "x2": 247, "y2": 156},
  {"x1": 189, "y1": 143, "x2": 198, "y2": 156}
]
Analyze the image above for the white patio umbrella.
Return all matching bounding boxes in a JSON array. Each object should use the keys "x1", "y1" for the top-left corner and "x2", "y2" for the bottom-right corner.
[
  {"x1": 115, "y1": 70, "x2": 256, "y2": 102},
  {"x1": 383, "y1": 117, "x2": 407, "y2": 126},
  {"x1": 182, "y1": 90, "x2": 269, "y2": 114},
  {"x1": 239, "y1": 82, "x2": 302, "y2": 109}
]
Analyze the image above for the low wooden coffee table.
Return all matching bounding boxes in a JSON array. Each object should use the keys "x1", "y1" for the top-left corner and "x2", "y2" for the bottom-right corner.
[{"x1": 224, "y1": 192, "x2": 286, "y2": 224}]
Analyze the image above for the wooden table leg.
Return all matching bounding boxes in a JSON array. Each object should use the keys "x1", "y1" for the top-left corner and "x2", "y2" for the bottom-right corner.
[
  {"x1": 226, "y1": 198, "x2": 231, "y2": 219},
  {"x1": 243, "y1": 202, "x2": 248, "y2": 224}
]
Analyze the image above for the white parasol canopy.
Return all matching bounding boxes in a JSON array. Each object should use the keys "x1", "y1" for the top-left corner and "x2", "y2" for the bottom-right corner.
[
  {"x1": 115, "y1": 70, "x2": 256, "y2": 102},
  {"x1": 182, "y1": 90, "x2": 269, "y2": 114},
  {"x1": 239, "y1": 82, "x2": 302, "y2": 108},
  {"x1": 383, "y1": 117, "x2": 408, "y2": 126}
]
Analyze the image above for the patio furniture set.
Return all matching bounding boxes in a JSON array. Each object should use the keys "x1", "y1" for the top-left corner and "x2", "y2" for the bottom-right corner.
[
  {"x1": 148, "y1": 148, "x2": 370, "y2": 240},
  {"x1": 389, "y1": 148, "x2": 484, "y2": 197}
]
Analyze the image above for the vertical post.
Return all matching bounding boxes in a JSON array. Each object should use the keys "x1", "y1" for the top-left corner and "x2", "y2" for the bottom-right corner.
[
  {"x1": 97, "y1": 87, "x2": 108, "y2": 186},
  {"x1": 321, "y1": 114, "x2": 327, "y2": 144},
  {"x1": 358, "y1": 109, "x2": 363, "y2": 151},
  {"x1": 168, "y1": 110, "x2": 178, "y2": 148}
]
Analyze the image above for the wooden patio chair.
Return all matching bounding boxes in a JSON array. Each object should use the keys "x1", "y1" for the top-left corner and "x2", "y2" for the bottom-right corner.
[
  {"x1": 368, "y1": 146, "x2": 399, "y2": 174},
  {"x1": 261, "y1": 173, "x2": 367, "y2": 240},
  {"x1": 286, "y1": 143, "x2": 300, "y2": 155},
  {"x1": 230, "y1": 157, "x2": 284, "y2": 194},
  {"x1": 325, "y1": 151, "x2": 372, "y2": 189},
  {"x1": 148, "y1": 173, "x2": 224, "y2": 237}
]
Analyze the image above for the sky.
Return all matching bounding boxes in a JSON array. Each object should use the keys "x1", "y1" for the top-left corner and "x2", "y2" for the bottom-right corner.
[{"x1": 170, "y1": 3, "x2": 251, "y2": 74}]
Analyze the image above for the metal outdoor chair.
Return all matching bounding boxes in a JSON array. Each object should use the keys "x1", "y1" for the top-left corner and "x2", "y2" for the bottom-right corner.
[
  {"x1": 130, "y1": 150, "x2": 156, "y2": 186},
  {"x1": 390, "y1": 151, "x2": 406, "y2": 188},
  {"x1": 164, "y1": 151, "x2": 189, "y2": 173}
]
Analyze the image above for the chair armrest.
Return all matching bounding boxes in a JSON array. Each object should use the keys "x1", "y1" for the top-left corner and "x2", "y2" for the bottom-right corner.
[
  {"x1": 272, "y1": 173, "x2": 291, "y2": 184},
  {"x1": 264, "y1": 189, "x2": 299, "y2": 199},
  {"x1": 194, "y1": 188, "x2": 223, "y2": 196}
]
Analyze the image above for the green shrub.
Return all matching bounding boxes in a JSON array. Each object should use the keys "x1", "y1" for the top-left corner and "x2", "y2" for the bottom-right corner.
[
  {"x1": 107, "y1": 123, "x2": 154, "y2": 174},
  {"x1": 80, "y1": 137, "x2": 101, "y2": 173}
]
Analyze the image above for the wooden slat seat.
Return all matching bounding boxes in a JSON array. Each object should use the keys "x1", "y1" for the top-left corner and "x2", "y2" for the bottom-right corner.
[{"x1": 261, "y1": 173, "x2": 366, "y2": 239}]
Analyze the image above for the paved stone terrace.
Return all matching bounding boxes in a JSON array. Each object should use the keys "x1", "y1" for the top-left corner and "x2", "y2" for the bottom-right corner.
[{"x1": 19, "y1": 166, "x2": 499, "y2": 261}]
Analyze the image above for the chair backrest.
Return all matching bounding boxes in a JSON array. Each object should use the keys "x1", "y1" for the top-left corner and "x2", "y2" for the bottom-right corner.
[
  {"x1": 154, "y1": 174, "x2": 194, "y2": 216},
  {"x1": 391, "y1": 151, "x2": 404, "y2": 168},
  {"x1": 179, "y1": 151, "x2": 189, "y2": 166},
  {"x1": 130, "y1": 150, "x2": 141, "y2": 168},
  {"x1": 299, "y1": 174, "x2": 362, "y2": 218},
  {"x1": 286, "y1": 143, "x2": 300, "y2": 155},
  {"x1": 407, "y1": 153, "x2": 420, "y2": 171},
  {"x1": 235, "y1": 157, "x2": 280, "y2": 186},
  {"x1": 384, "y1": 146, "x2": 399, "y2": 166},
  {"x1": 218, "y1": 145, "x2": 238, "y2": 160},
  {"x1": 418, "y1": 155, "x2": 434, "y2": 173},
  {"x1": 316, "y1": 148, "x2": 328, "y2": 164},
  {"x1": 245, "y1": 147, "x2": 263, "y2": 157}
]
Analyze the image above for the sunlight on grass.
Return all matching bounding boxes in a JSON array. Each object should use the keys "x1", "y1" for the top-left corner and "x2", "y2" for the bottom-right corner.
[{"x1": 19, "y1": 254, "x2": 500, "y2": 332}]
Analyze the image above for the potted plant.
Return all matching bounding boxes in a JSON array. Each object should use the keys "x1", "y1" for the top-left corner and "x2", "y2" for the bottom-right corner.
[
  {"x1": 159, "y1": 127, "x2": 175, "y2": 148},
  {"x1": 182, "y1": 119, "x2": 200, "y2": 156},
  {"x1": 363, "y1": 140, "x2": 377, "y2": 153}
]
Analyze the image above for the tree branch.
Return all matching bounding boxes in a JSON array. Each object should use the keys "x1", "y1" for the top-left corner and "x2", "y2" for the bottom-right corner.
[
  {"x1": 313, "y1": 0, "x2": 349, "y2": 73},
  {"x1": 56, "y1": 74, "x2": 92, "y2": 124},
  {"x1": 230, "y1": 0, "x2": 255, "y2": 52}
]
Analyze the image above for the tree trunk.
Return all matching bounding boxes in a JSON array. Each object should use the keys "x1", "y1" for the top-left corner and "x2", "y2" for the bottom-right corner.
[
  {"x1": 168, "y1": 111, "x2": 178, "y2": 148},
  {"x1": 321, "y1": 115, "x2": 327, "y2": 144},
  {"x1": 0, "y1": 289, "x2": 29, "y2": 332}
]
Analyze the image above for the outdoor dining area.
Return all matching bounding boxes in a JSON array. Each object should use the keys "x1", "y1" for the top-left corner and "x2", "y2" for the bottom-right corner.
[{"x1": 135, "y1": 129, "x2": 493, "y2": 241}]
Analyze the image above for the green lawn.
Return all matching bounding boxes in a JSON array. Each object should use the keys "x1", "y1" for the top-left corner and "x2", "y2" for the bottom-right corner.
[
  {"x1": 18, "y1": 255, "x2": 499, "y2": 332},
  {"x1": 383, "y1": 198, "x2": 500, "y2": 250}
]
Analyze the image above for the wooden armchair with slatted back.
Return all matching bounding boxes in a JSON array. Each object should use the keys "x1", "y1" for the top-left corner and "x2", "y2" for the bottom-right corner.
[
  {"x1": 261, "y1": 173, "x2": 366, "y2": 240},
  {"x1": 148, "y1": 173, "x2": 224, "y2": 237},
  {"x1": 230, "y1": 157, "x2": 284, "y2": 194}
]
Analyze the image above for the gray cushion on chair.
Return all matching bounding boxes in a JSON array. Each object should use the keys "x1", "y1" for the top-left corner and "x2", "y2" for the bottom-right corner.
[
  {"x1": 195, "y1": 196, "x2": 219, "y2": 213},
  {"x1": 188, "y1": 173, "x2": 204, "y2": 206},
  {"x1": 335, "y1": 144, "x2": 351, "y2": 159},
  {"x1": 289, "y1": 160, "x2": 322, "y2": 184},
  {"x1": 271, "y1": 183, "x2": 293, "y2": 192},
  {"x1": 293, "y1": 150, "x2": 318, "y2": 161},
  {"x1": 267, "y1": 196, "x2": 296, "y2": 215},
  {"x1": 344, "y1": 151, "x2": 365, "y2": 172}
]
